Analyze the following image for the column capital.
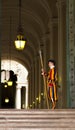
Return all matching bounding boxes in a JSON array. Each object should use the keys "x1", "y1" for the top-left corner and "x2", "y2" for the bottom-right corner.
[
  {"x1": 56, "y1": 0, "x2": 66, "y2": 8},
  {"x1": 57, "y1": 0, "x2": 66, "y2": 4},
  {"x1": 16, "y1": 85, "x2": 21, "y2": 89}
]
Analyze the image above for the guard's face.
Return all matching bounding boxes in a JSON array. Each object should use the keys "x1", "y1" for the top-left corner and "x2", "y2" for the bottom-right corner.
[{"x1": 48, "y1": 62, "x2": 53, "y2": 68}]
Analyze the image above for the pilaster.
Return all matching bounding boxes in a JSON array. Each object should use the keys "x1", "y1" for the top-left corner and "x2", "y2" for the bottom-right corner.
[
  {"x1": 57, "y1": 0, "x2": 66, "y2": 108},
  {"x1": 67, "y1": 0, "x2": 75, "y2": 108}
]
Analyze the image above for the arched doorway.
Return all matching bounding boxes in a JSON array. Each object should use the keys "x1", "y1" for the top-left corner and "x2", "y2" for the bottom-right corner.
[{"x1": 1, "y1": 60, "x2": 28, "y2": 109}]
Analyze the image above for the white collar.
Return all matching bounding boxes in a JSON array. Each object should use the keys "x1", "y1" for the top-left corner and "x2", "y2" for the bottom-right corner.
[{"x1": 50, "y1": 65, "x2": 55, "y2": 69}]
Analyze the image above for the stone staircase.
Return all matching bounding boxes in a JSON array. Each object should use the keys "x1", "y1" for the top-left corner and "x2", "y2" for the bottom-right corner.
[{"x1": 0, "y1": 109, "x2": 75, "y2": 130}]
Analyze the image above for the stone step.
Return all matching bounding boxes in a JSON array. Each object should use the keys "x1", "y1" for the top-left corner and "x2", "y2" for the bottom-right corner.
[{"x1": 0, "y1": 109, "x2": 75, "y2": 130}]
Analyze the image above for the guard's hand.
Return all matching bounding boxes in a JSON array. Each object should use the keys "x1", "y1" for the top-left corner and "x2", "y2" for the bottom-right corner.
[{"x1": 41, "y1": 68, "x2": 44, "y2": 75}]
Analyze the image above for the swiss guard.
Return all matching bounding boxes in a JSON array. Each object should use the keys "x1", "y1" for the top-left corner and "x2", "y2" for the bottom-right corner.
[{"x1": 42, "y1": 59, "x2": 58, "y2": 109}]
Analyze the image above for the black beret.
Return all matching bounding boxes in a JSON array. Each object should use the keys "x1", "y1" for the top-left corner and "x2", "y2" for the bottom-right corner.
[{"x1": 48, "y1": 59, "x2": 55, "y2": 65}]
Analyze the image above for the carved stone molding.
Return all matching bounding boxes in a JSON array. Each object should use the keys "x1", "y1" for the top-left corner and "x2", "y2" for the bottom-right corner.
[{"x1": 67, "y1": 0, "x2": 75, "y2": 108}]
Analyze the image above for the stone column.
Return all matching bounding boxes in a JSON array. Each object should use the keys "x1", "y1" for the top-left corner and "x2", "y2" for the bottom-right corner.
[
  {"x1": 38, "y1": 54, "x2": 42, "y2": 109},
  {"x1": 57, "y1": 0, "x2": 66, "y2": 108},
  {"x1": 29, "y1": 66, "x2": 33, "y2": 109},
  {"x1": 34, "y1": 56, "x2": 40, "y2": 109},
  {"x1": 28, "y1": 71, "x2": 31, "y2": 108},
  {"x1": 35, "y1": 55, "x2": 40, "y2": 109},
  {"x1": 48, "y1": 18, "x2": 53, "y2": 58},
  {"x1": 39, "y1": 43, "x2": 45, "y2": 109},
  {"x1": 21, "y1": 86, "x2": 26, "y2": 109},
  {"x1": 31, "y1": 62, "x2": 35, "y2": 109},
  {"x1": 40, "y1": 37, "x2": 48, "y2": 109},
  {"x1": 15, "y1": 85, "x2": 21, "y2": 109}
]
